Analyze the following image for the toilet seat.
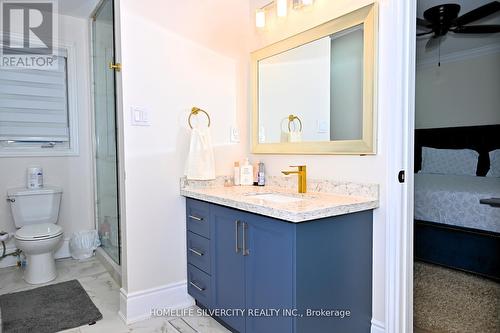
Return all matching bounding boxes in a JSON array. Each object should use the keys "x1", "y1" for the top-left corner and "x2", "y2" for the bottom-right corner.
[{"x1": 15, "y1": 223, "x2": 63, "y2": 241}]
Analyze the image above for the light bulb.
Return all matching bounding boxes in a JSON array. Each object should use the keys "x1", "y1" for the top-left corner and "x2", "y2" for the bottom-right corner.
[
  {"x1": 293, "y1": 0, "x2": 314, "y2": 8},
  {"x1": 256, "y1": 9, "x2": 266, "y2": 28},
  {"x1": 277, "y1": 0, "x2": 288, "y2": 17}
]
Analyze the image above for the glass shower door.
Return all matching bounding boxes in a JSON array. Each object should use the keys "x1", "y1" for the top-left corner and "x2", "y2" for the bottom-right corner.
[{"x1": 92, "y1": 0, "x2": 120, "y2": 264}]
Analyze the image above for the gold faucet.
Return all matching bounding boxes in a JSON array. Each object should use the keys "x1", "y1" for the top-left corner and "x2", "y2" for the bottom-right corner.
[{"x1": 282, "y1": 165, "x2": 307, "y2": 193}]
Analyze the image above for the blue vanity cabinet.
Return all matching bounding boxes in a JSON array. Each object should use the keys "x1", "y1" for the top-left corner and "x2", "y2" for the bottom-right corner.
[
  {"x1": 186, "y1": 198, "x2": 373, "y2": 333},
  {"x1": 186, "y1": 199, "x2": 212, "y2": 309},
  {"x1": 243, "y1": 212, "x2": 294, "y2": 333},
  {"x1": 294, "y1": 210, "x2": 373, "y2": 333},
  {"x1": 200, "y1": 201, "x2": 294, "y2": 333},
  {"x1": 210, "y1": 204, "x2": 246, "y2": 332}
]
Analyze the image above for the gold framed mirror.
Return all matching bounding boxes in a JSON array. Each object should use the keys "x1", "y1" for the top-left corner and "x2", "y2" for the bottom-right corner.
[{"x1": 251, "y1": 4, "x2": 377, "y2": 155}]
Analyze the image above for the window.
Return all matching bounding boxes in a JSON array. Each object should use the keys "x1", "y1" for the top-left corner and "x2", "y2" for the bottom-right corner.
[{"x1": 0, "y1": 43, "x2": 79, "y2": 156}]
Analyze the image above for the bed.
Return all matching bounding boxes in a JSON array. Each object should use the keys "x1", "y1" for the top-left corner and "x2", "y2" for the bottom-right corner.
[
  {"x1": 414, "y1": 125, "x2": 500, "y2": 281},
  {"x1": 415, "y1": 173, "x2": 500, "y2": 233}
]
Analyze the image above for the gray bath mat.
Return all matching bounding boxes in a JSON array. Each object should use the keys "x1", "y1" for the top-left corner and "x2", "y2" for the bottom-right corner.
[{"x1": 0, "y1": 279, "x2": 102, "y2": 333}]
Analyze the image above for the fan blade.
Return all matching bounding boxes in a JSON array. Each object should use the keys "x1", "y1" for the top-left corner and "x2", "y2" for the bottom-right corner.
[
  {"x1": 417, "y1": 17, "x2": 431, "y2": 27},
  {"x1": 452, "y1": 25, "x2": 500, "y2": 34},
  {"x1": 425, "y1": 36, "x2": 441, "y2": 50},
  {"x1": 417, "y1": 31, "x2": 434, "y2": 36},
  {"x1": 455, "y1": 1, "x2": 500, "y2": 26}
]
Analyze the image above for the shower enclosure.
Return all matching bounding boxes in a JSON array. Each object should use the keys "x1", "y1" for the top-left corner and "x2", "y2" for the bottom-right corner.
[{"x1": 92, "y1": 0, "x2": 120, "y2": 264}]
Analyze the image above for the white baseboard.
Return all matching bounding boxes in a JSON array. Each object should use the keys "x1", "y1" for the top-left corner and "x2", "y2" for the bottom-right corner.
[
  {"x1": 119, "y1": 281, "x2": 195, "y2": 324},
  {"x1": 118, "y1": 283, "x2": 383, "y2": 329},
  {"x1": 0, "y1": 238, "x2": 71, "y2": 269},
  {"x1": 371, "y1": 319, "x2": 385, "y2": 333}
]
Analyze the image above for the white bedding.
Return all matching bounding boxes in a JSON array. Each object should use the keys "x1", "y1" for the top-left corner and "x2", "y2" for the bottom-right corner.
[{"x1": 414, "y1": 173, "x2": 500, "y2": 233}]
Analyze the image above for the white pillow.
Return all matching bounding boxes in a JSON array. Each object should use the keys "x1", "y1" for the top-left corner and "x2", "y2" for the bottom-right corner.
[
  {"x1": 487, "y1": 149, "x2": 500, "y2": 177},
  {"x1": 421, "y1": 147, "x2": 478, "y2": 176}
]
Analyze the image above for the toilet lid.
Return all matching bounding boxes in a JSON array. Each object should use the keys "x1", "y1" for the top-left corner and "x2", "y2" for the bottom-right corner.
[{"x1": 16, "y1": 223, "x2": 63, "y2": 240}]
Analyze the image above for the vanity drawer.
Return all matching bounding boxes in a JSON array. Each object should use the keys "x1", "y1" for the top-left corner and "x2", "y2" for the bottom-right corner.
[
  {"x1": 187, "y1": 231, "x2": 211, "y2": 274},
  {"x1": 186, "y1": 198, "x2": 210, "y2": 238},
  {"x1": 187, "y1": 264, "x2": 211, "y2": 307}
]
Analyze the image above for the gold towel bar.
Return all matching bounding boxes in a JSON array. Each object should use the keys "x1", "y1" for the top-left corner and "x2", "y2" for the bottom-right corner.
[
  {"x1": 188, "y1": 107, "x2": 211, "y2": 129},
  {"x1": 287, "y1": 115, "x2": 302, "y2": 132}
]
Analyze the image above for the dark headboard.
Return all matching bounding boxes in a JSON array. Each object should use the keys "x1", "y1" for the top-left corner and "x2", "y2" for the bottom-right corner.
[{"x1": 415, "y1": 125, "x2": 500, "y2": 176}]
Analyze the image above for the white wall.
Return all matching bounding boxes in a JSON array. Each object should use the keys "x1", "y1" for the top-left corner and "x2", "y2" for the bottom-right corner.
[
  {"x1": 116, "y1": 0, "x2": 250, "y2": 311},
  {"x1": 416, "y1": 52, "x2": 500, "y2": 129},
  {"x1": 0, "y1": 15, "x2": 94, "y2": 252}
]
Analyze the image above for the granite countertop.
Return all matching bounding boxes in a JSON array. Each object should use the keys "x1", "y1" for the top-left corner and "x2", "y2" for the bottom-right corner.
[{"x1": 180, "y1": 176, "x2": 379, "y2": 223}]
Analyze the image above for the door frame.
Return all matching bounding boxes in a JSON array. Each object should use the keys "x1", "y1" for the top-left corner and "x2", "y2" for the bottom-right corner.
[
  {"x1": 383, "y1": 0, "x2": 416, "y2": 332},
  {"x1": 89, "y1": 0, "x2": 124, "y2": 266}
]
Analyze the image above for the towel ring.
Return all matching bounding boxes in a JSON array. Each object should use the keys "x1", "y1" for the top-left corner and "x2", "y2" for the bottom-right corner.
[
  {"x1": 287, "y1": 115, "x2": 302, "y2": 132},
  {"x1": 188, "y1": 107, "x2": 211, "y2": 129}
]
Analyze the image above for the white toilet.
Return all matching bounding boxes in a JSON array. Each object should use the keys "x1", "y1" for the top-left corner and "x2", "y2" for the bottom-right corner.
[{"x1": 7, "y1": 186, "x2": 64, "y2": 284}]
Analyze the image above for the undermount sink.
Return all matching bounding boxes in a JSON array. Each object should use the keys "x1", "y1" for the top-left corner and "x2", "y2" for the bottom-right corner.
[{"x1": 245, "y1": 193, "x2": 304, "y2": 203}]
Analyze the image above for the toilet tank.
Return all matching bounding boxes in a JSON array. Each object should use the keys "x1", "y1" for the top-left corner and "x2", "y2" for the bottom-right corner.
[{"x1": 7, "y1": 186, "x2": 62, "y2": 228}]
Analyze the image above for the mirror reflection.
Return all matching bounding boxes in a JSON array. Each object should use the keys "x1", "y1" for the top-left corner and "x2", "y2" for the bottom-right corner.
[{"x1": 258, "y1": 25, "x2": 364, "y2": 144}]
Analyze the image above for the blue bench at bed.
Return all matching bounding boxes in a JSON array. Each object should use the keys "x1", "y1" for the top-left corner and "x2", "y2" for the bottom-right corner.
[{"x1": 414, "y1": 220, "x2": 500, "y2": 281}]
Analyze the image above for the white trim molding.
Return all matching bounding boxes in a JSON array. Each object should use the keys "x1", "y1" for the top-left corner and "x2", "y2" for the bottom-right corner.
[
  {"x1": 380, "y1": 0, "x2": 416, "y2": 332},
  {"x1": 371, "y1": 319, "x2": 386, "y2": 333},
  {"x1": 417, "y1": 44, "x2": 500, "y2": 69},
  {"x1": 118, "y1": 281, "x2": 195, "y2": 324}
]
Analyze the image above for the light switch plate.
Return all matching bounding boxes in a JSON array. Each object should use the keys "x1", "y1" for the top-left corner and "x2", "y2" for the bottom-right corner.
[
  {"x1": 230, "y1": 126, "x2": 240, "y2": 143},
  {"x1": 317, "y1": 120, "x2": 328, "y2": 133},
  {"x1": 130, "y1": 106, "x2": 151, "y2": 126}
]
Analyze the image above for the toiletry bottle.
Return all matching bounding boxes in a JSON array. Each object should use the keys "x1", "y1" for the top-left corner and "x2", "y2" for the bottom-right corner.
[
  {"x1": 240, "y1": 158, "x2": 254, "y2": 186},
  {"x1": 234, "y1": 162, "x2": 241, "y2": 186},
  {"x1": 258, "y1": 162, "x2": 266, "y2": 186},
  {"x1": 253, "y1": 161, "x2": 259, "y2": 186},
  {"x1": 27, "y1": 167, "x2": 43, "y2": 189}
]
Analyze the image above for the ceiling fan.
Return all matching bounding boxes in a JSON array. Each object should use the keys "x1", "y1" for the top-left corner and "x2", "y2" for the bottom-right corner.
[{"x1": 417, "y1": 1, "x2": 500, "y2": 50}]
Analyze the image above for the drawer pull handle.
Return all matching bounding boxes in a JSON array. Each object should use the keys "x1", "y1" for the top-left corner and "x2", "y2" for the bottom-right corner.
[
  {"x1": 189, "y1": 281, "x2": 205, "y2": 292},
  {"x1": 235, "y1": 220, "x2": 241, "y2": 253},
  {"x1": 188, "y1": 248, "x2": 204, "y2": 256},
  {"x1": 242, "y1": 222, "x2": 249, "y2": 256},
  {"x1": 188, "y1": 215, "x2": 203, "y2": 222}
]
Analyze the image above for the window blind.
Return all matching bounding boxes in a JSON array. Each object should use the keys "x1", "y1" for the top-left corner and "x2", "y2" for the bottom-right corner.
[{"x1": 0, "y1": 55, "x2": 69, "y2": 142}]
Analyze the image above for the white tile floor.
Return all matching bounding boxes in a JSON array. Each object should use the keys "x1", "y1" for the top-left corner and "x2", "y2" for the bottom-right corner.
[{"x1": 0, "y1": 258, "x2": 230, "y2": 333}]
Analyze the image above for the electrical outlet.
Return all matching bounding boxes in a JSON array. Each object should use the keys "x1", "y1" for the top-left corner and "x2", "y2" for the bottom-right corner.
[{"x1": 230, "y1": 126, "x2": 240, "y2": 143}]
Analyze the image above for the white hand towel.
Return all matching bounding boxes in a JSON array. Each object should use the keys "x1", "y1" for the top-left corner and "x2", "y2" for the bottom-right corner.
[
  {"x1": 288, "y1": 131, "x2": 302, "y2": 142},
  {"x1": 185, "y1": 125, "x2": 216, "y2": 180}
]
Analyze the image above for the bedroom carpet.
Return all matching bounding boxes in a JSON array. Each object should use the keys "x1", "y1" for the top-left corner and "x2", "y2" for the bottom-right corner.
[{"x1": 414, "y1": 261, "x2": 500, "y2": 333}]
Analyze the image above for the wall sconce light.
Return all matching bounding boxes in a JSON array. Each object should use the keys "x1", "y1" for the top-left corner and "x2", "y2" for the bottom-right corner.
[
  {"x1": 293, "y1": 0, "x2": 314, "y2": 9},
  {"x1": 277, "y1": 0, "x2": 288, "y2": 17},
  {"x1": 256, "y1": 0, "x2": 314, "y2": 28},
  {"x1": 256, "y1": 1, "x2": 274, "y2": 28},
  {"x1": 256, "y1": 8, "x2": 266, "y2": 28}
]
